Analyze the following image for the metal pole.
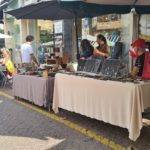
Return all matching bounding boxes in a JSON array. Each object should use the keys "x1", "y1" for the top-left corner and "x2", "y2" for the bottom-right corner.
[
  {"x1": 53, "y1": 23, "x2": 55, "y2": 54},
  {"x1": 75, "y1": 16, "x2": 80, "y2": 60}
]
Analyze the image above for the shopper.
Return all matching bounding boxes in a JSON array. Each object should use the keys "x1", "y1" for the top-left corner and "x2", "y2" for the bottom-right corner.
[
  {"x1": 80, "y1": 39, "x2": 94, "y2": 59},
  {"x1": 94, "y1": 34, "x2": 110, "y2": 58},
  {"x1": 21, "y1": 35, "x2": 39, "y2": 66},
  {"x1": 130, "y1": 39, "x2": 146, "y2": 77}
]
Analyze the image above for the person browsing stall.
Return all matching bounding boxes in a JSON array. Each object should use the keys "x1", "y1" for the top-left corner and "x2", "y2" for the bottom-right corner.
[
  {"x1": 80, "y1": 39, "x2": 94, "y2": 59},
  {"x1": 21, "y1": 35, "x2": 39, "y2": 66},
  {"x1": 131, "y1": 39, "x2": 146, "y2": 77},
  {"x1": 94, "y1": 34, "x2": 110, "y2": 58}
]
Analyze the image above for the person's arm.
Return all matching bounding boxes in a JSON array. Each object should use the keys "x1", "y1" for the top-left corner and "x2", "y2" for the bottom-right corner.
[
  {"x1": 29, "y1": 46, "x2": 40, "y2": 66},
  {"x1": 94, "y1": 46, "x2": 110, "y2": 58},
  {"x1": 94, "y1": 49, "x2": 106, "y2": 57},
  {"x1": 131, "y1": 58, "x2": 139, "y2": 77},
  {"x1": 31, "y1": 54, "x2": 40, "y2": 66},
  {"x1": 131, "y1": 66, "x2": 138, "y2": 77},
  {"x1": 2, "y1": 49, "x2": 10, "y2": 65}
]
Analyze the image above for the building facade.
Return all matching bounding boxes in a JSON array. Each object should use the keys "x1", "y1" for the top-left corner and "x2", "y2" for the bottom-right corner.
[
  {"x1": 4, "y1": 0, "x2": 40, "y2": 53},
  {"x1": 3, "y1": 0, "x2": 75, "y2": 61}
]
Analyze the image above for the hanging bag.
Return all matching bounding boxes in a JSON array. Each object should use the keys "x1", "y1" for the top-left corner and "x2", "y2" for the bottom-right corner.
[{"x1": 142, "y1": 52, "x2": 150, "y2": 80}]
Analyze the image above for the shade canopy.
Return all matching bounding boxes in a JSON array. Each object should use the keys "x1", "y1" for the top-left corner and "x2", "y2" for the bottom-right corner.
[
  {"x1": 6, "y1": 1, "x2": 131, "y2": 20},
  {"x1": 86, "y1": 0, "x2": 150, "y2": 5},
  {"x1": 86, "y1": 0, "x2": 150, "y2": 14}
]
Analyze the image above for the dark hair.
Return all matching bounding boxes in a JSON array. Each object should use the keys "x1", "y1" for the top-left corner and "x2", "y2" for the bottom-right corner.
[
  {"x1": 26, "y1": 35, "x2": 34, "y2": 42},
  {"x1": 81, "y1": 39, "x2": 94, "y2": 52},
  {"x1": 97, "y1": 34, "x2": 107, "y2": 45}
]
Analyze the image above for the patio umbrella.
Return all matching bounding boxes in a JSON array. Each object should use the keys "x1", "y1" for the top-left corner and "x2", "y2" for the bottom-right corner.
[
  {"x1": 86, "y1": 0, "x2": 150, "y2": 14},
  {"x1": 6, "y1": 1, "x2": 131, "y2": 19},
  {"x1": 6, "y1": 0, "x2": 131, "y2": 59},
  {"x1": 86, "y1": 0, "x2": 150, "y2": 5}
]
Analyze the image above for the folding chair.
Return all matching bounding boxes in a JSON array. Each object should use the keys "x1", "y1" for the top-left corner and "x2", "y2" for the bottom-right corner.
[{"x1": 0, "y1": 69, "x2": 7, "y2": 87}]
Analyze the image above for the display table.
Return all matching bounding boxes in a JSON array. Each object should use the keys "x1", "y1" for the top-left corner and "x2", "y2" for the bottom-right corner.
[
  {"x1": 53, "y1": 73, "x2": 150, "y2": 141},
  {"x1": 13, "y1": 75, "x2": 54, "y2": 107}
]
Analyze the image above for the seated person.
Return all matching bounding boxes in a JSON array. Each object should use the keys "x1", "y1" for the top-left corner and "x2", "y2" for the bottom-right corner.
[
  {"x1": 80, "y1": 39, "x2": 94, "y2": 59},
  {"x1": 94, "y1": 34, "x2": 110, "y2": 58},
  {"x1": 0, "y1": 48, "x2": 14, "y2": 76},
  {"x1": 54, "y1": 52, "x2": 69, "y2": 70},
  {"x1": 131, "y1": 39, "x2": 146, "y2": 77}
]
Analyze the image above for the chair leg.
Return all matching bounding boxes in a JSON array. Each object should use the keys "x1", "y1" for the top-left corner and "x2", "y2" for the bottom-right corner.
[{"x1": 3, "y1": 77, "x2": 7, "y2": 88}]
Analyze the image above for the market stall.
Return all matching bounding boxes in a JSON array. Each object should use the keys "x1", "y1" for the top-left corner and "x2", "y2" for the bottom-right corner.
[
  {"x1": 13, "y1": 74, "x2": 54, "y2": 108},
  {"x1": 6, "y1": 1, "x2": 150, "y2": 145},
  {"x1": 53, "y1": 73, "x2": 150, "y2": 141}
]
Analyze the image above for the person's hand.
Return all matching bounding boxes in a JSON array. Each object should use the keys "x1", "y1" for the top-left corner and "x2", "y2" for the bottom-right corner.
[
  {"x1": 37, "y1": 63, "x2": 40, "y2": 67},
  {"x1": 80, "y1": 57, "x2": 86, "y2": 60},
  {"x1": 93, "y1": 49, "x2": 98, "y2": 56},
  {"x1": 127, "y1": 73, "x2": 136, "y2": 79},
  {"x1": 103, "y1": 53, "x2": 106, "y2": 57}
]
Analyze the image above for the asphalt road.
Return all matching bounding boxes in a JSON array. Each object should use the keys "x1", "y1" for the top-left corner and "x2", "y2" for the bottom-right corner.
[{"x1": 0, "y1": 88, "x2": 150, "y2": 150}]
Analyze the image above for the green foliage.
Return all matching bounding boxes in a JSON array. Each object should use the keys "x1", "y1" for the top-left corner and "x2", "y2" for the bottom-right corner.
[
  {"x1": 40, "y1": 30, "x2": 53, "y2": 43},
  {"x1": 0, "y1": 29, "x2": 4, "y2": 34}
]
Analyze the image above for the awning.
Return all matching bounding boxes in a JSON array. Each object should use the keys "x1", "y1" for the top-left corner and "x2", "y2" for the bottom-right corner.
[
  {"x1": 0, "y1": 2, "x2": 8, "y2": 21},
  {"x1": 5, "y1": 1, "x2": 131, "y2": 20},
  {"x1": 86, "y1": 0, "x2": 150, "y2": 14},
  {"x1": 86, "y1": 0, "x2": 150, "y2": 5}
]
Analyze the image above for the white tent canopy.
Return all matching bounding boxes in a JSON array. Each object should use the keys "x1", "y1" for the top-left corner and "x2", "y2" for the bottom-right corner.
[{"x1": 85, "y1": 0, "x2": 150, "y2": 5}]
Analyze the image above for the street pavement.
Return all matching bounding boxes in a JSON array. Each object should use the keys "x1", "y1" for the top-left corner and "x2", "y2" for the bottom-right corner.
[
  {"x1": 0, "y1": 87, "x2": 150, "y2": 150},
  {"x1": 0, "y1": 95, "x2": 108, "y2": 150}
]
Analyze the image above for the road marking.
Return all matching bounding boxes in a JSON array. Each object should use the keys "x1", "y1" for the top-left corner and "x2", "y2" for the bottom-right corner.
[{"x1": 0, "y1": 92, "x2": 126, "y2": 150}]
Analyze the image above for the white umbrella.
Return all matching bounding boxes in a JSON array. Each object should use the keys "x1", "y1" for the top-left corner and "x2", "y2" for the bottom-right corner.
[{"x1": 0, "y1": 33, "x2": 12, "y2": 39}]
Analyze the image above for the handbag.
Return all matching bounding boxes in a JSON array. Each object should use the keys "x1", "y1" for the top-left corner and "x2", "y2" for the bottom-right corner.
[{"x1": 142, "y1": 52, "x2": 150, "y2": 80}]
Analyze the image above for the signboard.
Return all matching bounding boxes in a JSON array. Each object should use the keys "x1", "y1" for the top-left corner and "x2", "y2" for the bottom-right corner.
[
  {"x1": 54, "y1": 21, "x2": 63, "y2": 34},
  {"x1": 96, "y1": 21, "x2": 122, "y2": 30}
]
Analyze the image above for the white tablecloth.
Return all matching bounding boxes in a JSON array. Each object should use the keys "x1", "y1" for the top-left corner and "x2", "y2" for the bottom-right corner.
[
  {"x1": 13, "y1": 75, "x2": 54, "y2": 107},
  {"x1": 53, "y1": 73, "x2": 150, "y2": 141}
]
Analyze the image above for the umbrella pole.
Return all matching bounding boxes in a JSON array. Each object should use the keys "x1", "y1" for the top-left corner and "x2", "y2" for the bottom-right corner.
[
  {"x1": 75, "y1": 16, "x2": 80, "y2": 60},
  {"x1": 53, "y1": 23, "x2": 55, "y2": 57}
]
